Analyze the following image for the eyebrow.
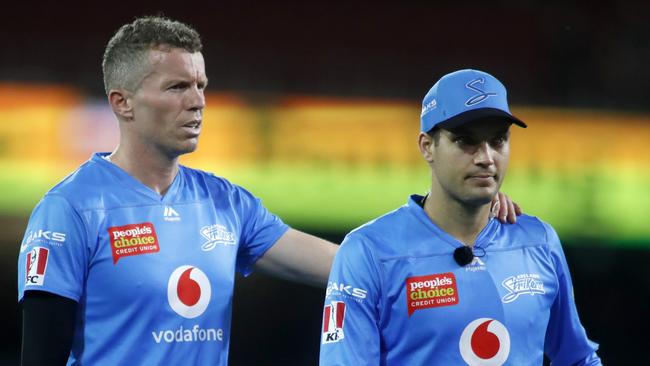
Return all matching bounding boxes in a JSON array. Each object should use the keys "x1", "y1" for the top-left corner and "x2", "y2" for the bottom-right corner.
[{"x1": 164, "y1": 77, "x2": 209, "y2": 85}]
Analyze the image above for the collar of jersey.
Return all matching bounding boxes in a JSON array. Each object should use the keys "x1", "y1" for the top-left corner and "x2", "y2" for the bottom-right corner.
[
  {"x1": 406, "y1": 194, "x2": 499, "y2": 251},
  {"x1": 92, "y1": 152, "x2": 183, "y2": 203}
]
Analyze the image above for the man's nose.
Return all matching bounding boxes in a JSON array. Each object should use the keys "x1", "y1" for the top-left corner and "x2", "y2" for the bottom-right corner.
[
  {"x1": 474, "y1": 141, "x2": 495, "y2": 166},
  {"x1": 186, "y1": 86, "x2": 205, "y2": 111}
]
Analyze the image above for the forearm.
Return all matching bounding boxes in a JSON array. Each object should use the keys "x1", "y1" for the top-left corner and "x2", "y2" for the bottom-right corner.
[
  {"x1": 254, "y1": 229, "x2": 339, "y2": 287},
  {"x1": 21, "y1": 291, "x2": 77, "y2": 366}
]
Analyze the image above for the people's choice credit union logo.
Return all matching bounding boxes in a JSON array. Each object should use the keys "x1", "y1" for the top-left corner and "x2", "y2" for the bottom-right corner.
[
  {"x1": 108, "y1": 223, "x2": 159, "y2": 264},
  {"x1": 459, "y1": 318, "x2": 510, "y2": 366},
  {"x1": 167, "y1": 266, "x2": 211, "y2": 319},
  {"x1": 406, "y1": 272, "x2": 459, "y2": 316}
]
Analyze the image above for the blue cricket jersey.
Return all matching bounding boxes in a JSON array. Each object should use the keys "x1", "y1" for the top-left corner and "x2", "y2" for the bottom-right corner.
[
  {"x1": 320, "y1": 195, "x2": 601, "y2": 366},
  {"x1": 18, "y1": 153, "x2": 289, "y2": 365}
]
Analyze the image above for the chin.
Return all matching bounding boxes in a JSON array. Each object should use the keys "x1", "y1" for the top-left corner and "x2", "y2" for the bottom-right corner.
[
  {"x1": 167, "y1": 146, "x2": 197, "y2": 159},
  {"x1": 179, "y1": 142, "x2": 199, "y2": 154},
  {"x1": 464, "y1": 190, "x2": 497, "y2": 207},
  {"x1": 464, "y1": 197, "x2": 494, "y2": 207}
]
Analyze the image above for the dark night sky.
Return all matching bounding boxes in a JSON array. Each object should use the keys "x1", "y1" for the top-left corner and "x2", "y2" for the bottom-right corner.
[{"x1": 1, "y1": 0, "x2": 648, "y2": 110}]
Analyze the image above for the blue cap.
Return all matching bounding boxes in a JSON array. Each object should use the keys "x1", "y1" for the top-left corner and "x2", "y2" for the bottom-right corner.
[{"x1": 420, "y1": 69, "x2": 526, "y2": 133}]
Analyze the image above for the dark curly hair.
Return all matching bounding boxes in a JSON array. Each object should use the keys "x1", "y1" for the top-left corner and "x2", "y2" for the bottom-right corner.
[{"x1": 102, "y1": 16, "x2": 203, "y2": 94}]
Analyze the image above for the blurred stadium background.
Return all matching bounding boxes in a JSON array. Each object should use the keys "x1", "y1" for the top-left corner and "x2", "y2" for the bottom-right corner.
[{"x1": 1, "y1": 1, "x2": 648, "y2": 364}]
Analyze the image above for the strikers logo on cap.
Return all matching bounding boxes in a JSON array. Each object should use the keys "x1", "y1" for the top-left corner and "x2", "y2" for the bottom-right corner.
[
  {"x1": 322, "y1": 301, "x2": 346, "y2": 344},
  {"x1": 464, "y1": 77, "x2": 498, "y2": 106},
  {"x1": 25, "y1": 247, "x2": 49, "y2": 286}
]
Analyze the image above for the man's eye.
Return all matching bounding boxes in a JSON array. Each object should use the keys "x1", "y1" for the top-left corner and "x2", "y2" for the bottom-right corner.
[
  {"x1": 491, "y1": 136, "x2": 508, "y2": 147},
  {"x1": 454, "y1": 136, "x2": 474, "y2": 145}
]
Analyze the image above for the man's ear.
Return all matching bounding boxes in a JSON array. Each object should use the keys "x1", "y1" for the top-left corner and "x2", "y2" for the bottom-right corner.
[
  {"x1": 108, "y1": 89, "x2": 133, "y2": 120},
  {"x1": 418, "y1": 132, "x2": 435, "y2": 163}
]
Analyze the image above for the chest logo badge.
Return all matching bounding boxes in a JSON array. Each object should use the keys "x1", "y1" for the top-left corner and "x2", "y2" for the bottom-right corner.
[
  {"x1": 200, "y1": 224, "x2": 236, "y2": 251},
  {"x1": 167, "y1": 266, "x2": 211, "y2": 319},
  {"x1": 406, "y1": 272, "x2": 459, "y2": 316},
  {"x1": 459, "y1": 318, "x2": 510, "y2": 365},
  {"x1": 108, "y1": 223, "x2": 159, "y2": 264},
  {"x1": 501, "y1": 273, "x2": 545, "y2": 303},
  {"x1": 163, "y1": 206, "x2": 181, "y2": 222}
]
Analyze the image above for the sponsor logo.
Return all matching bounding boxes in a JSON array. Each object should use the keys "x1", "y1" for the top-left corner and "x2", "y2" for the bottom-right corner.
[
  {"x1": 465, "y1": 77, "x2": 498, "y2": 106},
  {"x1": 466, "y1": 256, "x2": 487, "y2": 272},
  {"x1": 322, "y1": 301, "x2": 346, "y2": 344},
  {"x1": 20, "y1": 229, "x2": 66, "y2": 253},
  {"x1": 459, "y1": 318, "x2": 510, "y2": 366},
  {"x1": 406, "y1": 273, "x2": 459, "y2": 316},
  {"x1": 25, "y1": 247, "x2": 49, "y2": 286},
  {"x1": 163, "y1": 206, "x2": 181, "y2": 222},
  {"x1": 152, "y1": 324, "x2": 223, "y2": 344},
  {"x1": 326, "y1": 282, "x2": 367, "y2": 303},
  {"x1": 200, "y1": 224, "x2": 236, "y2": 251},
  {"x1": 152, "y1": 267, "x2": 220, "y2": 344},
  {"x1": 421, "y1": 99, "x2": 437, "y2": 116},
  {"x1": 501, "y1": 273, "x2": 545, "y2": 303},
  {"x1": 108, "y1": 223, "x2": 160, "y2": 264},
  {"x1": 167, "y1": 266, "x2": 211, "y2": 319}
]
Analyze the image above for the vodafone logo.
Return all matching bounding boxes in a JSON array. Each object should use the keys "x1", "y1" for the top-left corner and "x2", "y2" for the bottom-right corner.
[
  {"x1": 167, "y1": 266, "x2": 211, "y2": 319},
  {"x1": 459, "y1": 318, "x2": 510, "y2": 366}
]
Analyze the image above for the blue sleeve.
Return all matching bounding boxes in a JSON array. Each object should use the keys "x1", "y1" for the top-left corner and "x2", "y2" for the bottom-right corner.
[
  {"x1": 233, "y1": 185, "x2": 289, "y2": 276},
  {"x1": 543, "y1": 223, "x2": 602, "y2": 365},
  {"x1": 319, "y1": 233, "x2": 381, "y2": 366},
  {"x1": 17, "y1": 194, "x2": 88, "y2": 302}
]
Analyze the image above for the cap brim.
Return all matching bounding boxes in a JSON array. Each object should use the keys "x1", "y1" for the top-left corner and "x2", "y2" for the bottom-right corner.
[{"x1": 436, "y1": 108, "x2": 527, "y2": 131}]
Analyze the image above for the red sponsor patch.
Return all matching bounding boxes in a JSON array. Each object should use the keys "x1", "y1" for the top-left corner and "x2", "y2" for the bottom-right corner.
[
  {"x1": 406, "y1": 272, "x2": 459, "y2": 316},
  {"x1": 25, "y1": 247, "x2": 49, "y2": 286},
  {"x1": 322, "y1": 301, "x2": 346, "y2": 344},
  {"x1": 108, "y1": 223, "x2": 159, "y2": 264}
]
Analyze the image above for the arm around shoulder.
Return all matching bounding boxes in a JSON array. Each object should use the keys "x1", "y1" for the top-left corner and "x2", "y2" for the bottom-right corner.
[{"x1": 253, "y1": 228, "x2": 338, "y2": 287}]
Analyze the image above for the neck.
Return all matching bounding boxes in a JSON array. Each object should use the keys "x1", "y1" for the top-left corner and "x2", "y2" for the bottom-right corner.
[
  {"x1": 108, "y1": 143, "x2": 179, "y2": 196},
  {"x1": 423, "y1": 186, "x2": 492, "y2": 247}
]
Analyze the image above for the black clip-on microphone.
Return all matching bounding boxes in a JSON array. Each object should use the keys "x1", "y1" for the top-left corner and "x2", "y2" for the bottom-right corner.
[{"x1": 453, "y1": 246, "x2": 474, "y2": 266}]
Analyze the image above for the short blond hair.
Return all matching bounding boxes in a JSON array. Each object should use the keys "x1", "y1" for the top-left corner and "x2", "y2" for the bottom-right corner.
[{"x1": 101, "y1": 16, "x2": 202, "y2": 94}]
